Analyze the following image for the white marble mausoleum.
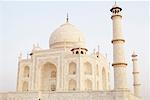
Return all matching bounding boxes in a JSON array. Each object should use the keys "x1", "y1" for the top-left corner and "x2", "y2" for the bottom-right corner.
[{"x1": 0, "y1": 3, "x2": 142, "y2": 100}]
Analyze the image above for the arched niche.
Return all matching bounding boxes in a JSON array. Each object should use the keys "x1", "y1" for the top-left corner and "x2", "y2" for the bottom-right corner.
[
  {"x1": 23, "y1": 66, "x2": 30, "y2": 78},
  {"x1": 102, "y1": 67, "x2": 107, "y2": 90},
  {"x1": 22, "y1": 81, "x2": 28, "y2": 91},
  {"x1": 68, "y1": 79, "x2": 77, "y2": 91},
  {"x1": 84, "y1": 62, "x2": 92, "y2": 75},
  {"x1": 40, "y1": 62, "x2": 57, "y2": 91},
  {"x1": 69, "y1": 62, "x2": 76, "y2": 75},
  {"x1": 85, "y1": 79, "x2": 92, "y2": 91},
  {"x1": 51, "y1": 84, "x2": 56, "y2": 91}
]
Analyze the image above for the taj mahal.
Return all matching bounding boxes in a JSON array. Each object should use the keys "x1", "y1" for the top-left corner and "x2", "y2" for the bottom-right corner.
[{"x1": 0, "y1": 3, "x2": 142, "y2": 100}]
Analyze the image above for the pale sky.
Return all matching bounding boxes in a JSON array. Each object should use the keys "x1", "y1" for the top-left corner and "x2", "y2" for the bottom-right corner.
[{"x1": 0, "y1": 1, "x2": 149, "y2": 100}]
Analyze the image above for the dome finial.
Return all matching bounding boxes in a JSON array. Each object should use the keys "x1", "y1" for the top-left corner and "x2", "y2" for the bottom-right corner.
[
  {"x1": 66, "y1": 13, "x2": 69, "y2": 22},
  {"x1": 115, "y1": 1, "x2": 117, "y2": 5}
]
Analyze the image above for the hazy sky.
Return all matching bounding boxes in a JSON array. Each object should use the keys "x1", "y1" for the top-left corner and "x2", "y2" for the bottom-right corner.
[{"x1": 0, "y1": 1, "x2": 149, "y2": 100}]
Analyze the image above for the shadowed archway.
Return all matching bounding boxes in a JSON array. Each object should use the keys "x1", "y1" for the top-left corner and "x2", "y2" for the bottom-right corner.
[{"x1": 40, "y1": 62, "x2": 57, "y2": 91}]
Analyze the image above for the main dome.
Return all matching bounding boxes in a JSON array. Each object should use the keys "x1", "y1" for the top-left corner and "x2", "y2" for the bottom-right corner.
[{"x1": 49, "y1": 22, "x2": 86, "y2": 49}]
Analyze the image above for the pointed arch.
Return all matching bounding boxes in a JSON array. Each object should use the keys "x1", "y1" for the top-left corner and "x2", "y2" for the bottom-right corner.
[
  {"x1": 22, "y1": 81, "x2": 28, "y2": 91},
  {"x1": 84, "y1": 62, "x2": 92, "y2": 74},
  {"x1": 40, "y1": 62, "x2": 57, "y2": 91},
  {"x1": 23, "y1": 66, "x2": 30, "y2": 78},
  {"x1": 68, "y1": 79, "x2": 77, "y2": 91},
  {"x1": 69, "y1": 62, "x2": 76, "y2": 75},
  {"x1": 85, "y1": 79, "x2": 92, "y2": 91},
  {"x1": 102, "y1": 67, "x2": 107, "y2": 90}
]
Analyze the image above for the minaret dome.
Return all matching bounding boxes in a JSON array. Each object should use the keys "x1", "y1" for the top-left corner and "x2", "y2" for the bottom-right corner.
[{"x1": 110, "y1": 2, "x2": 122, "y2": 13}]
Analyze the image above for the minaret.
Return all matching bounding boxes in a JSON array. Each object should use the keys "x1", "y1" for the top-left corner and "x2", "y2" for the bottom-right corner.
[
  {"x1": 132, "y1": 51, "x2": 141, "y2": 97},
  {"x1": 110, "y1": 3, "x2": 128, "y2": 90}
]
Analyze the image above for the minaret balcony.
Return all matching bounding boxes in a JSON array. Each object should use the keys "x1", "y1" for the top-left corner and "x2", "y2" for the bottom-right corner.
[{"x1": 111, "y1": 13, "x2": 122, "y2": 19}]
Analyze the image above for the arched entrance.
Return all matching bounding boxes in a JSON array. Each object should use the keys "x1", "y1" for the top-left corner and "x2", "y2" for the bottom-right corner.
[{"x1": 40, "y1": 62, "x2": 57, "y2": 91}]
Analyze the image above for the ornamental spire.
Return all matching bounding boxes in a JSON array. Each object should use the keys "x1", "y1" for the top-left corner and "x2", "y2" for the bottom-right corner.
[
  {"x1": 66, "y1": 13, "x2": 69, "y2": 22},
  {"x1": 115, "y1": 1, "x2": 117, "y2": 5}
]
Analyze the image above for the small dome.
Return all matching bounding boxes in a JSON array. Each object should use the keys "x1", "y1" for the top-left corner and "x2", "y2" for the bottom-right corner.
[
  {"x1": 49, "y1": 22, "x2": 86, "y2": 49},
  {"x1": 110, "y1": 2, "x2": 122, "y2": 12},
  {"x1": 132, "y1": 51, "x2": 138, "y2": 57}
]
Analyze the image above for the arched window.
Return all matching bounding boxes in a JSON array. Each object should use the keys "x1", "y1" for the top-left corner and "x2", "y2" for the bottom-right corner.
[
  {"x1": 84, "y1": 62, "x2": 92, "y2": 74},
  {"x1": 23, "y1": 66, "x2": 30, "y2": 78},
  {"x1": 40, "y1": 62, "x2": 57, "y2": 91},
  {"x1": 117, "y1": 10, "x2": 120, "y2": 13},
  {"x1": 102, "y1": 67, "x2": 107, "y2": 90},
  {"x1": 22, "y1": 81, "x2": 28, "y2": 91},
  {"x1": 81, "y1": 51, "x2": 84, "y2": 54},
  {"x1": 85, "y1": 79, "x2": 92, "y2": 91},
  {"x1": 76, "y1": 51, "x2": 79, "y2": 54},
  {"x1": 69, "y1": 62, "x2": 76, "y2": 75},
  {"x1": 69, "y1": 79, "x2": 76, "y2": 91}
]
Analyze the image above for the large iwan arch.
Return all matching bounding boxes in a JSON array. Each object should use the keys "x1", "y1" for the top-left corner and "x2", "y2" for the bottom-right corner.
[{"x1": 40, "y1": 62, "x2": 57, "y2": 91}]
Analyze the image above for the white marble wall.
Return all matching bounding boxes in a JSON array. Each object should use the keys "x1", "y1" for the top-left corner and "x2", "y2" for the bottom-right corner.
[
  {"x1": 17, "y1": 49, "x2": 110, "y2": 92},
  {"x1": 0, "y1": 91, "x2": 141, "y2": 100}
]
